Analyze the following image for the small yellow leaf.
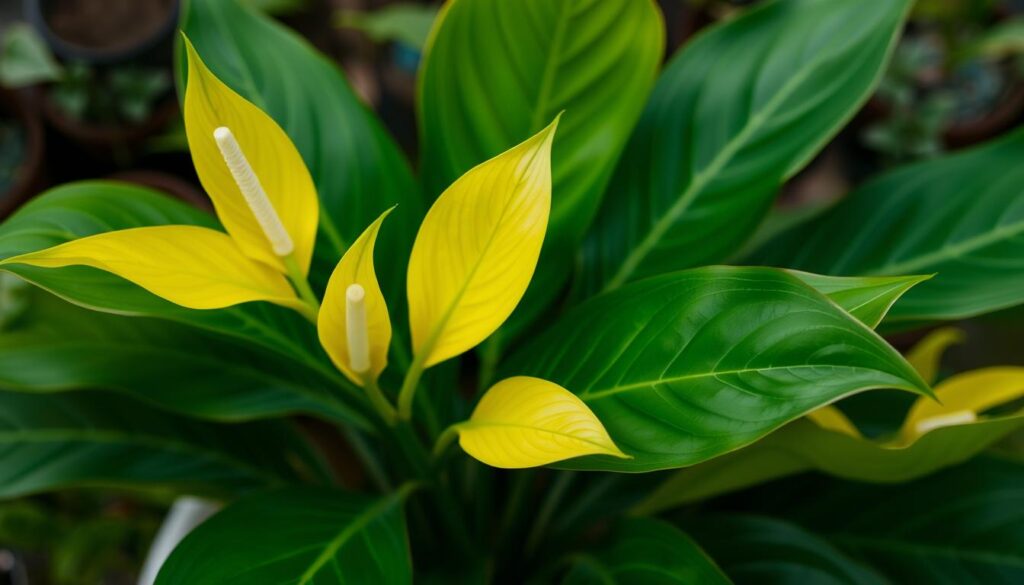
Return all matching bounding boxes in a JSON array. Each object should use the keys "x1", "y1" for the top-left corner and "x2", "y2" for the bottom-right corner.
[
  {"x1": 457, "y1": 376, "x2": 628, "y2": 469},
  {"x1": 407, "y1": 117, "x2": 559, "y2": 367},
  {"x1": 319, "y1": 209, "x2": 394, "y2": 385},
  {"x1": 0, "y1": 226, "x2": 304, "y2": 311},
  {"x1": 905, "y1": 327, "x2": 965, "y2": 385},
  {"x1": 182, "y1": 35, "x2": 319, "y2": 276},
  {"x1": 902, "y1": 367, "x2": 1024, "y2": 442}
]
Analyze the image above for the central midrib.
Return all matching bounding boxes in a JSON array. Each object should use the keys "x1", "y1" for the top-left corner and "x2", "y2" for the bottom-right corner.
[
  {"x1": 580, "y1": 363, "x2": 887, "y2": 402},
  {"x1": 865, "y1": 220, "x2": 1024, "y2": 277}
]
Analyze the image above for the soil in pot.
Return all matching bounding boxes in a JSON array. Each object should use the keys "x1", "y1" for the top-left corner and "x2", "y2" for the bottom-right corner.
[{"x1": 44, "y1": 0, "x2": 176, "y2": 55}]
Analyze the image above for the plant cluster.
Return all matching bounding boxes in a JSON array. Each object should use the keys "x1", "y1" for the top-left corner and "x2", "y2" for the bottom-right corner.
[{"x1": 0, "y1": 0, "x2": 1021, "y2": 582}]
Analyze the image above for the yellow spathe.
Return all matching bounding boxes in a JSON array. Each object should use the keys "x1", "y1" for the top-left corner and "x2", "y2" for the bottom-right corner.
[
  {"x1": 319, "y1": 209, "x2": 394, "y2": 386},
  {"x1": 182, "y1": 35, "x2": 318, "y2": 276},
  {"x1": 407, "y1": 117, "x2": 559, "y2": 367}
]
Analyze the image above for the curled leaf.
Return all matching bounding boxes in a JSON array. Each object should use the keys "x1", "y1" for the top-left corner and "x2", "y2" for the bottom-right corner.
[
  {"x1": 407, "y1": 117, "x2": 558, "y2": 367},
  {"x1": 457, "y1": 376, "x2": 627, "y2": 469}
]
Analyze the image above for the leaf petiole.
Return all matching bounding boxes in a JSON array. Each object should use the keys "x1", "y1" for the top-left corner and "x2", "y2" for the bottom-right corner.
[{"x1": 282, "y1": 253, "x2": 320, "y2": 322}]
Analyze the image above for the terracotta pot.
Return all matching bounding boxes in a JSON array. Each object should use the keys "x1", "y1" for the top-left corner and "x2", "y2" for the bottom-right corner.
[{"x1": 0, "y1": 88, "x2": 46, "y2": 219}]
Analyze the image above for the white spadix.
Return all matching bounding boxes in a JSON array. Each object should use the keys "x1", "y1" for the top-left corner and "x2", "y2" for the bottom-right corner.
[
  {"x1": 213, "y1": 126, "x2": 294, "y2": 257},
  {"x1": 913, "y1": 410, "x2": 976, "y2": 436},
  {"x1": 346, "y1": 284, "x2": 371, "y2": 375}
]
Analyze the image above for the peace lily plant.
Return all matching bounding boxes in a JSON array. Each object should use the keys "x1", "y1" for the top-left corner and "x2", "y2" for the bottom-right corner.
[{"x1": 0, "y1": 0, "x2": 1022, "y2": 582}]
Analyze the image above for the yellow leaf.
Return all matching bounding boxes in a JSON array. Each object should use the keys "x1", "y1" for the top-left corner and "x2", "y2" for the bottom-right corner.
[
  {"x1": 182, "y1": 35, "x2": 318, "y2": 276},
  {"x1": 905, "y1": 327, "x2": 965, "y2": 385},
  {"x1": 318, "y1": 208, "x2": 394, "y2": 385},
  {"x1": 0, "y1": 226, "x2": 305, "y2": 312},
  {"x1": 902, "y1": 367, "x2": 1024, "y2": 442},
  {"x1": 407, "y1": 117, "x2": 559, "y2": 367},
  {"x1": 457, "y1": 376, "x2": 628, "y2": 469}
]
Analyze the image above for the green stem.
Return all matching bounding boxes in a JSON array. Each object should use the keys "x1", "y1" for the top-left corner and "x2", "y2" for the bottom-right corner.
[
  {"x1": 282, "y1": 253, "x2": 320, "y2": 321},
  {"x1": 477, "y1": 333, "x2": 503, "y2": 391},
  {"x1": 397, "y1": 351, "x2": 428, "y2": 421},
  {"x1": 362, "y1": 375, "x2": 397, "y2": 425},
  {"x1": 431, "y1": 423, "x2": 461, "y2": 460}
]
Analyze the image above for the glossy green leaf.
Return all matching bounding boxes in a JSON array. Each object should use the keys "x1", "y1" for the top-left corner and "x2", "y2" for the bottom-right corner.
[
  {"x1": 0, "y1": 390, "x2": 314, "y2": 498},
  {"x1": 181, "y1": 0, "x2": 423, "y2": 326},
  {"x1": 0, "y1": 285, "x2": 369, "y2": 427},
  {"x1": 504, "y1": 266, "x2": 930, "y2": 471},
  {"x1": 730, "y1": 457, "x2": 1024, "y2": 583},
  {"x1": 576, "y1": 0, "x2": 910, "y2": 296},
  {"x1": 156, "y1": 486, "x2": 414, "y2": 584},
  {"x1": 688, "y1": 515, "x2": 886, "y2": 585},
  {"x1": 562, "y1": 518, "x2": 730, "y2": 584},
  {"x1": 752, "y1": 127, "x2": 1024, "y2": 321},
  {"x1": 419, "y1": 0, "x2": 664, "y2": 330},
  {"x1": 791, "y1": 272, "x2": 931, "y2": 329}
]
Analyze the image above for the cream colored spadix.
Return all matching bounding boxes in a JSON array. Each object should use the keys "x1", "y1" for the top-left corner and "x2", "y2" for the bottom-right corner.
[
  {"x1": 213, "y1": 126, "x2": 293, "y2": 257},
  {"x1": 455, "y1": 376, "x2": 628, "y2": 469},
  {"x1": 407, "y1": 116, "x2": 560, "y2": 368},
  {"x1": 319, "y1": 208, "x2": 394, "y2": 386},
  {"x1": 345, "y1": 284, "x2": 371, "y2": 374}
]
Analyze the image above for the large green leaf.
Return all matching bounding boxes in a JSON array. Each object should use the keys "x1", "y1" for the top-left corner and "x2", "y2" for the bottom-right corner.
[
  {"x1": 718, "y1": 457, "x2": 1024, "y2": 583},
  {"x1": 156, "y1": 486, "x2": 414, "y2": 584},
  {"x1": 562, "y1": 518, "x2": 730, "y2": 584},
  {"x1": 180, "y1": 0, "x2": 423, "y2": 346},
  {"x1": 504, "y1": 266, "x2": 929, "y2": 472},
  {"x1": 418, "y1": 0, "x2": 664, "y2": 333},
  {"x1": 576, "y1": 0, "x2": 910, "y2": 297},
  {"x1": 688, "y1": 515, "x2": 886, "y2": 585},
  {"x1": 0, "y1": 284, "x2": 369, "y2": 427},
  {"x1": 752, "y1": 128, "x2": 1024, "y2": 322},
  {"x1": 0, "y1": 390, "x2": 314, "y2": 498}
]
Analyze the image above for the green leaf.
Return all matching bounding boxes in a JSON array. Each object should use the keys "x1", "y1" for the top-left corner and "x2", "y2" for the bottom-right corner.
[
  {"x1": 0, "y1": 285, "x2": 370, "y2": 427},
  {"x1": 0, "y1": 23, "x2": 62, "y2": 87},
  {"x1": 751, "y1": 128, "x2": 1024, "y2": 322},
  {"x1": 726, "y1": 457, "x2": 1024, "y2": 583},
  {"x1": 504, "y1": 266, "x2": 929, "y2": 472},
  {"x1": 419, "y1": 0, "x2": 664, "y2": 329},
  {"x1": 562, "y1": 518, "x2": 731, "y2": 584},
  {"x1": 180, "y1": 0, "x2": 423, "y2": 331},
  {"x1": 335, "y1": 4, "x2": 439, "y2": 50},
  {"x1": 576, "y1": 0, "x2": 910, "y2": 297},
  {"x1": 0, "y1": 183, "x2": 370, "y2": 427},
  {"x1": 0, "y1": 390, "x2": 312, "y2": 498},
  {"x1": 687, "y1": 515, "x2": 886, "y2": 585},
  {"x1": 790, "y1": 271, "x2": 931, "y2": 328},
  {"x1": 156, "y1": 486, "x2": 414, "y2": 584}
]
